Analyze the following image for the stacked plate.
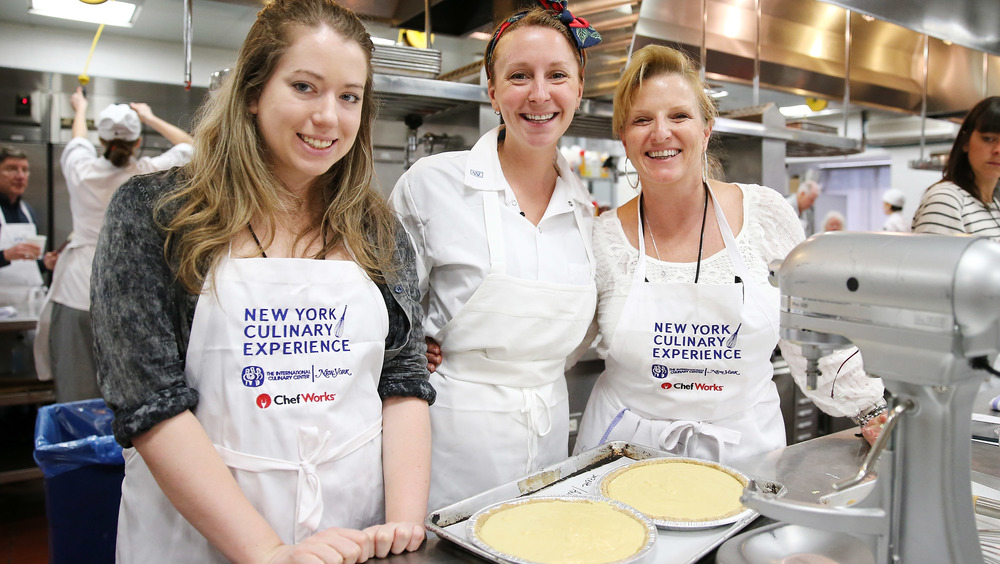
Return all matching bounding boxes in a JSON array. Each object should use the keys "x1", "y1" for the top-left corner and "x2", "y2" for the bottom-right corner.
[{"x1": 372, "y1": 44, "x2": 442, "y2": 78}]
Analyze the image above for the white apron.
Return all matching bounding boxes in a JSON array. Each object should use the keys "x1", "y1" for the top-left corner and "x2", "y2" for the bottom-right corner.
[
  {"x1": 116, "y1": 255, "x2": 388, "y2": 563},
  {"x1": 0, "y1": 201, "x2": 43, "y2": 306},
  {"x1": 428, "y1": 190, "x2": 597, "y2": 510},
  {"x1": 575, "y1": 184, "x2": 785, "y2": 465}
]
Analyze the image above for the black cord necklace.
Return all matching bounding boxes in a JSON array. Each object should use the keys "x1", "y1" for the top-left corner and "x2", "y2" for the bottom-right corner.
[
  {"x1": 248, "y1": 223, "x2": 267, "y2": 258},
  {"x1": 247, "y1": 223, "x2": 328, "y2": 260},
  {"x1": 641, "y1": 181, "x2": 709, "y2": 283}
]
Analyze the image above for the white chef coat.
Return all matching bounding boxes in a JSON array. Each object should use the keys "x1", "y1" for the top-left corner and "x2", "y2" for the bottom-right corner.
[
  {"x1": 52, "y1": 137, "x2": 192, "y2": 310},
  {"x1": 390, "y1": 127, "x2": 597, "y2": 509},
  {"x1": 389, "y1": 126, "x2": 595, "y2": 337},
  {"x1": 882, "y1": 210, "x2": 910, "y2": 233}
]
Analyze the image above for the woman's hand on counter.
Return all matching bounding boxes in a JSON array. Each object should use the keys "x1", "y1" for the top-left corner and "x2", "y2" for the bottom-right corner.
[
  {"x1": 425, "y1": 337, "x2": 441, "y2": 373},
  {"x1": 364, "y1": 522, "x2": 426, "y2": 558},
  {"x1": 264, "y1": 527, "x2": 374, "y2": 564},
  {"x1": 861, "y1": 412, "x2": 888, "y2": 446}
]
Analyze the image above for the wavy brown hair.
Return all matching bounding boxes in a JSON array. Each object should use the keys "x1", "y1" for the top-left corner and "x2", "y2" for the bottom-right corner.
[{"x1": 157, "y1": 0, "x2": 394, "y2": 294}]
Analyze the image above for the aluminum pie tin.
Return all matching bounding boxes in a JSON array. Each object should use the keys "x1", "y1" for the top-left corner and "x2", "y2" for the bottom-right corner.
[
  {"x1": 466, "y1": 495, "x2": 657, "y2": 564},
  {"x1": 598, "y1": 457, "x2": 754, "y2": 530}
]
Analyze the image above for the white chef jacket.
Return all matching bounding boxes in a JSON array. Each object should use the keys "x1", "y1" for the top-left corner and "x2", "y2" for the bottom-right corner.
[
  {"x1": 53, "y1": 137, "x2": 192, "y2": 310},
  {"x1": 389, "y1": 126, "x2": 595, "y2": 336},
  {"x1": 882, "y1": 210, "x2": 910, "y2": 233}
]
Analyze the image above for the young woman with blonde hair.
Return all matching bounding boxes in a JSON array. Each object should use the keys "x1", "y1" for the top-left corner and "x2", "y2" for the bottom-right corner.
[
  {"x1": 92, "y1": 1, "x2": 434, "y2": 562},
  {"x1": 574, "y1": 45, "x2": 887, "y2": 462}
]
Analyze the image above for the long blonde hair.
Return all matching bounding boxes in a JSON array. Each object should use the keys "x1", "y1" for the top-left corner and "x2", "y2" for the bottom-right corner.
[{"x1": 157, "y1": 0, "x2": 395, "y2": 294}]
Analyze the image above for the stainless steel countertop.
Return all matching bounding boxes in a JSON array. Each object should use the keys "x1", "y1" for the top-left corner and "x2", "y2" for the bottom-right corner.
[{"x1": 390, "y1": 388, "x2": 1000, "y2": 563}]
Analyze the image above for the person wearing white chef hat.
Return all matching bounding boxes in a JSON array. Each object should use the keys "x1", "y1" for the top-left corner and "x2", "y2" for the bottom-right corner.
[
  {"x1": 881, "y1": 188, "x2": 909, "y2": 232},
  {"x1": 38, "y1": 90, "x2": 194, "y2": 404},
  {"x1": 91, "y1": 0, "x2": 434, "y2": 561},
  {"x1": 390, "y1": 0, "x2": 602, "y2": 511},
  {"x1": 573, "y1": 45, "x2": 887, "y2": 466}
]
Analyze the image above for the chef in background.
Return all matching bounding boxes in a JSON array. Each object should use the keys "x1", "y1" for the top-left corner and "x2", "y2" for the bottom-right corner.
[
  {"x1": 881, "y1": 189, "x2": 909, "y2": 232},
  {"x1": 573, "y1": 45, "x2": 887, "y2": 465},
  {"x1": 40, "y1": 89, "x2": 193, "y2": 403},
  {"x1": 0, "y1": 146, "x2": 57, "y2": 306},
  {"x1": 391, "y1": 0, "x2": 601, "y2": 510}
]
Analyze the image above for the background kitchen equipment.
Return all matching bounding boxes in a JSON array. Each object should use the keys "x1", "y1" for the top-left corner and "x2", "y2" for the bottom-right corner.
[{"x1": 740, "y1": 232, "x2": 1000, "y2": 563}]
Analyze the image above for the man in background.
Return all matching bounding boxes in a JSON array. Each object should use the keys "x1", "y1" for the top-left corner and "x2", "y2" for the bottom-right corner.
[
  {"x1": 787, "y1": 179, "x2": 821, "y2": 236},
  {"x1": 0, "y1": 146, "x2": 57, "y2": 306}
]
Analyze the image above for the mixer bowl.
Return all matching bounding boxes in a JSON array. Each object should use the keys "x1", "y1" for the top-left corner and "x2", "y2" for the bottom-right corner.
[{"x1": 716, "y1": 522, "x2": 876, "y2": 564}]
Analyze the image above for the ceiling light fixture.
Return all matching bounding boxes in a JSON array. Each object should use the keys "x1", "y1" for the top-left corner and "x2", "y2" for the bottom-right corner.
[
  {"x1": 29, "y1": 0, "x2": 141, "y2": 27},
  {"x1": 705, "y1": 87, "x2": 729, "y2": 99},
  {"x1": 779, "y1": 104, "x2": 814, "y2": 119}
]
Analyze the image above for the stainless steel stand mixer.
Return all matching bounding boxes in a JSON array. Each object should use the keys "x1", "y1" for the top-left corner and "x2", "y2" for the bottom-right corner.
[{"x1": 741, "y1": 232, "x2": 1000, "y2": 564}]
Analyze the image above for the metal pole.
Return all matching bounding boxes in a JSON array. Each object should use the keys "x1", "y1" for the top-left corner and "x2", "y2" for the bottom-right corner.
[
  {"x1": 843, "y1": 9, "x2": 851, "y2": 137},
  {"x1": 753, "y1": 0, "x2": 760, "y2": 106},
  {"x1": 919, "y1": 34, "x2": 928, "y2": 161},
  {"x1": 700, "y1": 0, "x2": 707, "y2": 82},
  {"x1": 424, "y1": 0, "x2": 433, "y2": 50},
  {"x1": 183, "y1": 0, "x2": 193, "y2": 90}
]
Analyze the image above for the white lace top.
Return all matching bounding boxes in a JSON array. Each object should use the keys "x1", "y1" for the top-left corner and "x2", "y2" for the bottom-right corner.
[{"x1": 593, "y1": 183, "x2": 884, "y2": 418}]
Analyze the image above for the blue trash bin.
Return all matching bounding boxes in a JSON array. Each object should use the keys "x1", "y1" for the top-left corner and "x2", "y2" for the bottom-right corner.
[{"x1": 34, "y1": 399, "x2": 124, "y2": 564}]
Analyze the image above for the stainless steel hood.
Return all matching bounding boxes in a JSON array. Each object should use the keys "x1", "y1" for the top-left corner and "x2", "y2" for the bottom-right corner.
[
  {"x1": 819, "y1": 0, "x2": 1000, "y2": 58},
  {"x1": 628, "y1": 0, "x2": 999, "y2": 118}
]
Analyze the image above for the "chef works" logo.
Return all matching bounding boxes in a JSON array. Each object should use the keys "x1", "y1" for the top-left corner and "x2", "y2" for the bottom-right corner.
[
  {"x1": 660, "y1": 382, "x2": 725, "y2": 392},
  {"x1": 255, "y1": 392, "x2": 337, "y2": 409}
]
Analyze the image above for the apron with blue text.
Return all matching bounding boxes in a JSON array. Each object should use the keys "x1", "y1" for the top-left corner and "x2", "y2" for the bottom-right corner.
[
  {"x1": 115, "y1": 255, "x2": 388, "y2": 563},
  {"x1": 428, "y1": 190, "x2": 597, "y2": 511},
  {"x1": 575, "y1": 184, "x2": 785, "y2": 464},
  {"x1": 0, "y1": 201, "x2": 43, "y2": 306}
]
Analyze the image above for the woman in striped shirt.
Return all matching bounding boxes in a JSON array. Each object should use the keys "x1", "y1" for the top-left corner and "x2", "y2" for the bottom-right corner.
[{"x1": 912, "y1": 96, "x2": 1000, "y2": 238}]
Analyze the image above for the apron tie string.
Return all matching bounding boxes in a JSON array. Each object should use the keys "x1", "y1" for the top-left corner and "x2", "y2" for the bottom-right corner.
[
  {"x1": 216, "y1": 420, "x2": 382, "y2": 542},
  {"x1": 521, "y1": 388, "x2": 553, "y2": 471},
  {"x1": 656, "y1": 420, "x2": 742, "y2": 462}
]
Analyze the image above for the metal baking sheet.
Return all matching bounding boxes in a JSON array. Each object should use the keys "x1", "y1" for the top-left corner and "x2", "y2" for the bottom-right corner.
[{"x1": 425, "y1": 441, "x2": 783, "y2": 564}]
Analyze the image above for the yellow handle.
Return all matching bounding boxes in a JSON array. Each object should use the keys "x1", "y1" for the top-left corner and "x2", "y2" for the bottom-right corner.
[{"x1": 79, "y1": 22, "x2": 105, "y2": 86}]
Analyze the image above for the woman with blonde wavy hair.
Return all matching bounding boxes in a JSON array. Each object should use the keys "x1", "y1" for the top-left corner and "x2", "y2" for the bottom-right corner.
[
  {"x1": 91, "y1": 0, "x2": 434, "y2": 562},
  {"x1": 573, "y1": 44, "x2": 886, "y2": 463}
]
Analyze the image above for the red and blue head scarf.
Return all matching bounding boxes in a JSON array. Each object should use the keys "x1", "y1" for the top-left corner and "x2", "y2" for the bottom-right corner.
[{"x1": 485, "y1": 0, "x2": 603, "y2": 80}]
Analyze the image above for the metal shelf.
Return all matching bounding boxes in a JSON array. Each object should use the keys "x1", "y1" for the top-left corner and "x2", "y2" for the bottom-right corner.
[
  {"x1": 373, "y1": 74, "x2": 865, "y2": 156},
  {"x1": 373, "y1": 74, "x2": 487, "y2": 123}
]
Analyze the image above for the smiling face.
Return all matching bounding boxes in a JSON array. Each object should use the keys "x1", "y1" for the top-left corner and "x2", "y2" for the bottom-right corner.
[
  {"x1": 488, "y1": 26, "x2": 583, "y2": 152},
  {"x1": 249, "y1": 24, "x2": 367, "y2": 193},
  {"x1": 965, "y1": 129, "x2": 1000, "y2": 190},
  {"x1": 620, "y1": 73, "x2": 711, "y2": 190}
]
